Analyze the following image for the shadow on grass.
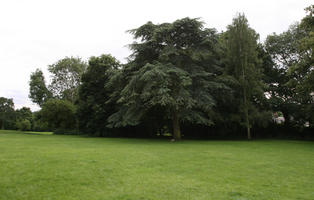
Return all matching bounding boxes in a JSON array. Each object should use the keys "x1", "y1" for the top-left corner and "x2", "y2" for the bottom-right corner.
[
  {"x1": 22, "y1": 131, "x2": 53, "y2": 135},
  {"x1": 0, "y1": 130, "x2": 53, "y2": 136}
]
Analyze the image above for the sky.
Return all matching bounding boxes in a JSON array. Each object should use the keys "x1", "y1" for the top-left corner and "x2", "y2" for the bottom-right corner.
[{"x1": 0, "y1": 0, "x2": 311, "y2": 111}]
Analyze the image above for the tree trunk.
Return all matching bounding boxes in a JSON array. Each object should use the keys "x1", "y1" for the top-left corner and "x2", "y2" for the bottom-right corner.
[
  {"x1": 1, "y1": 114, "x2": 4, "y2": 130},
  {"x1": 243, "y1": 91, "x2": 251, "y2": 140},
  {"x1": 239, "y1": 38, "x2": 251, "y2": 140},
  {"x1": 172, "y1": 111, "x2": 181, "y2": 140},
  {"x1": 243, "y1": 100, "x2": 251, "y2": 140},
  {"x1": 241, "y1": 53, "x2": 251, "y2": 140},
  {"x1": 247, "y1": 124, "x2": 251, "y2": 140}
]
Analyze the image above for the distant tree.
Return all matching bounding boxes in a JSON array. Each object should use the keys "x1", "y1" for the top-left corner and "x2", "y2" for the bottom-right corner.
[
  {"x1": 77, "y1": 54, "x2": 120, "y2": 135},
  {"x1": 15, "y1": 107, "x2": 32, "y2": 122},
  {"x1": 107, "y1": 18, "x2": 226, "y2": 140},
  {"x1": 265, "y1": 6, "x2": 314, "y2": 127},
  {"x1": 48, "y1": 57, "x2": 87, "y2": 103},
  {"x1": 289, "y1": 5, "x2": 314, "y2": 128},
  {"x1": 0, "y1": 97, "x2": 16, "y2": 130},
  {"x1": 15, "y1": 107, "x2": 33, "y2": 130},
  {"x1": 294, "y1": 5, "x2": 313, "y2": 96},
  {"x1": 29, "y1": 69, "x2": 52, "y2": 107},
  {"x1": 223, "y1": 14, "x2": 266, "y2": 139},
  {"x1": 265, "y1": 26, "x2": 299, "y2": 125},
  {"x1": 41, "y1": 99, "x2": 76, "y2": 131},
  {"x1": 32, "y1": 111, "x2": 50, "y2": 132},
  {"x1": 16, "y1": 119, "x2": 31, "y2": 131}
]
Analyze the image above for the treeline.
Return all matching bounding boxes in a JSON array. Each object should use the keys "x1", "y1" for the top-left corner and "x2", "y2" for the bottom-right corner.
[
  {"x1": 0, "y1": 97, "x2": 45, "y2": 131},
  {"x1": 1, "y1": 6, "x2": 313, "y2": 140}
]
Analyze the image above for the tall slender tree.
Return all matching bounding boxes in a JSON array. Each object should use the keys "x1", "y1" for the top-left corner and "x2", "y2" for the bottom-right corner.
[{"x1": 223, "y1": 14, "x2": 264, "y2": 139}]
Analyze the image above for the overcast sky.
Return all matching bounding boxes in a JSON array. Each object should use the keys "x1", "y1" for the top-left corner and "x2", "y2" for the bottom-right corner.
[{"x1": 0, "y1": 0, "x2": 311, "y2": 111}]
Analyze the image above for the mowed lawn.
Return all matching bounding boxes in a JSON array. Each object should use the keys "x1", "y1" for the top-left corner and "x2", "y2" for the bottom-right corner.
[{"x1": 0, "y1": 130, "x2": 313, "y2": 200}]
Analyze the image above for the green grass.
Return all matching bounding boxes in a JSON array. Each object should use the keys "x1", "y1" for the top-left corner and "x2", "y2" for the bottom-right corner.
[{"x1": 0, "y1": 130, "x2": 313, "y2": 200}]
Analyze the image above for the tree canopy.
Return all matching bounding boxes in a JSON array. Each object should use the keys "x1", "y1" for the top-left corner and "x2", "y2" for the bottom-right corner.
[
  {"x1": 0, "y1": 97, "x2": 15, "y2": 130},
  {"x1": 106, "y1": 18, "x2": 227, "y2": 140},
  {"x1": 23, "y1": 6, "x2": 314, "y2": 139},
  {"x1": 77, "y1": 54, "x2": 120, "y2": 136},
  {"x1": 48, "y1": 57, "x2": 87, "y2": 103},
  {"x1": 222, "y1": 13, "x2": 267, "y2": 139},
  {"x1": 29, "y1": 69, "x2": 52, "y2": 107},
  {"x1": 40, "y1": 99, "x2": 76, "y2": 131}
]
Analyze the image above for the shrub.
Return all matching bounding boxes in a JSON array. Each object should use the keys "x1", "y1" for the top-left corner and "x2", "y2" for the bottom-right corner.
[
  {"x1": 16, "y1": 119, "x2": 31, "y2": 131},
  {"x1": 41, "y1": 99, "x2": 77, "y2": 131}
]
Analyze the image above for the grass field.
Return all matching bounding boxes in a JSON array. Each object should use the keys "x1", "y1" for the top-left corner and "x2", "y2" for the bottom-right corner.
[{"x1": 0, "y1": 130, "x2": 313, "y2": 200}]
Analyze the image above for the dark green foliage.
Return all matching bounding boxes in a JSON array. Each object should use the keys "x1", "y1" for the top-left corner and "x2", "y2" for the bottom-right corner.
[
  {"x1": 15, "y1": 107, "x2": 33, "y2": 131},
  {"x1": 107, "y1": 18, "x2": 226, "y2": 139},
  {"x1": 40, "y1": 99, "x2": 76, "y2": 131},
  {"x1": 77, "y1": 54, "x2": 120, "y2": 136},
  {"x1": 48, "y1": 57, "x2": 87, "y2": 103},
  {"x1": 0, "y1": 97, "x2": 16, "y2": 130},
  {"x1": 290, "y1": 5, "x2": 314, "y2": 127},
  {"x1": 30, "y1": 57, "x2": 87, "y2": 105},
  {"x1": 221, "y1": 14, "x2": 268, "y2": 139},
  {"x1": 32, "y1": 111, "x2": 50, "y2": 132},
  {"x1": 29, "y1": 69, "x2": 52, "y2": 107},
  {"x1": 264, "y1": 26, "x2": 299, "y2": 126},
  {"x1": 24, "y1": 7, "x2": 313, "y2": 138},
  {"x1": 15, "y1": 107, "x2": 32, "y2": 122},
  {"x1": 265, "y1": 6, "x2": 314, "y2": 128},
  {"x1": 15, "y1": 119, "x2": 31, "y2": 131}
]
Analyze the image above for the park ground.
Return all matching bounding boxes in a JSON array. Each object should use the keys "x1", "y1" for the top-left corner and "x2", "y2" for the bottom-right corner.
[{"x1": 0, "y1": 130, "x2": 313, "y2": 200}]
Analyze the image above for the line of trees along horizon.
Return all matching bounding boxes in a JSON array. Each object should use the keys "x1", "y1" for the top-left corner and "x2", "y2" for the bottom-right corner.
[{"x1": 1, "y1": 6, "x2": 313, "y2": 140}]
